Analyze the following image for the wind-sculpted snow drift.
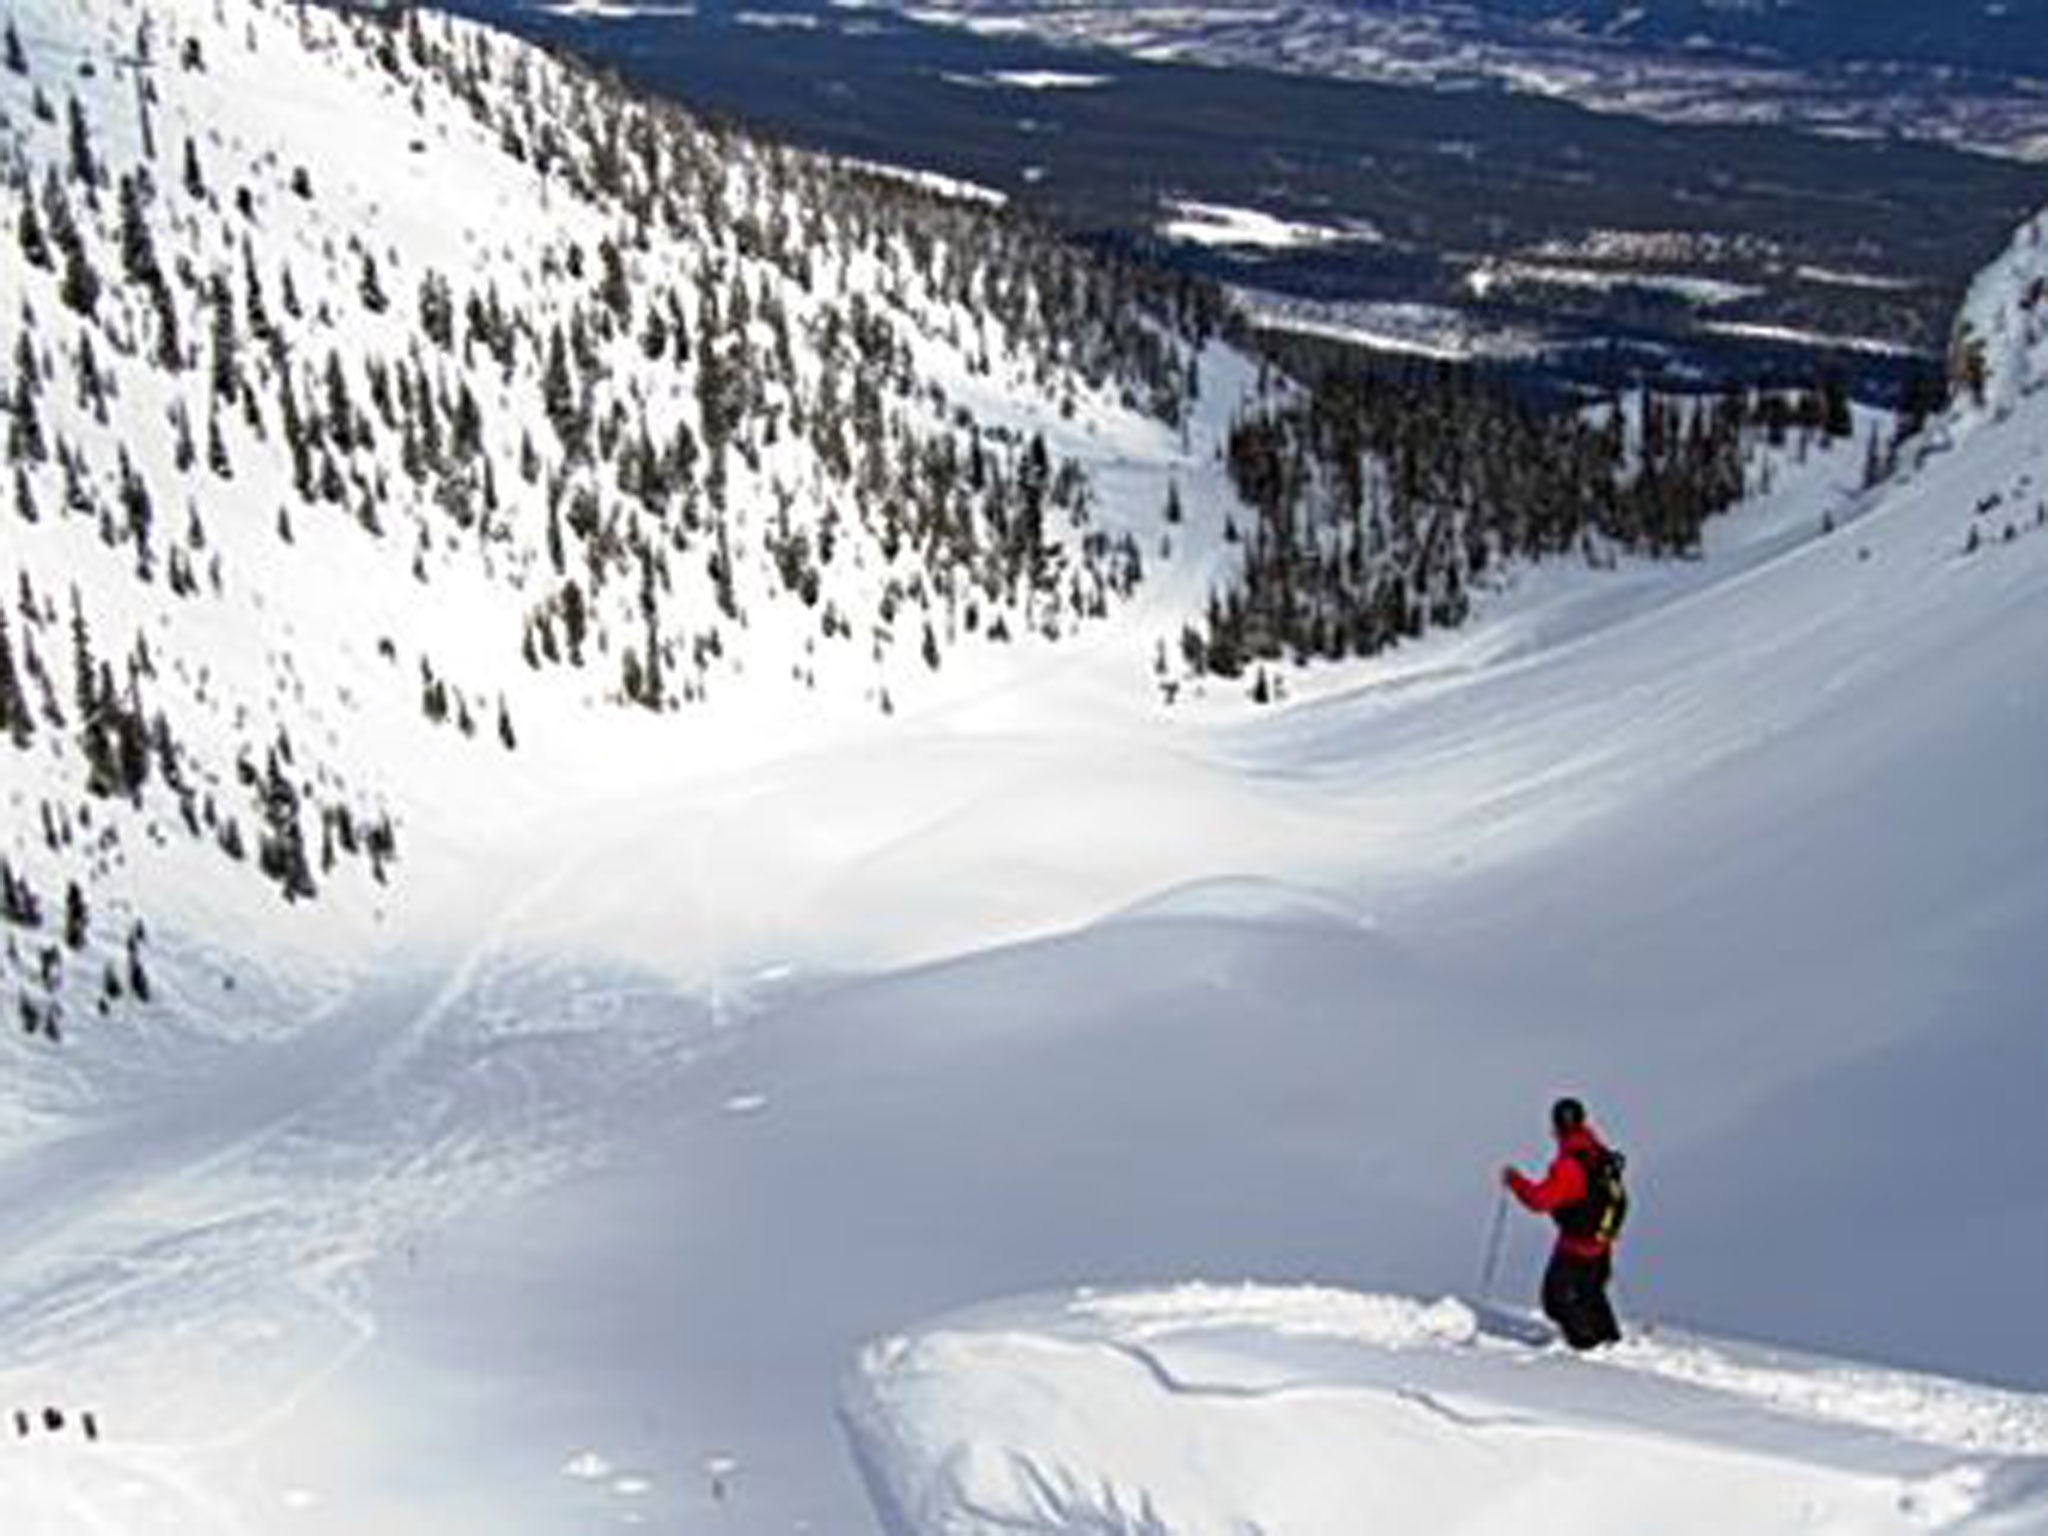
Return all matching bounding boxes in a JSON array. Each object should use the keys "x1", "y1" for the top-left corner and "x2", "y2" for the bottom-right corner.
[{"x1": 843, "y1": 1285, "x2": 2048, "y2": 1536}]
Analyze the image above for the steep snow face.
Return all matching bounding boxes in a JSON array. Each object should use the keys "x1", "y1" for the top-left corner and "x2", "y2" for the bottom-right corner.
[
  {"x1": 1949, "y1": 209, "x2": 2048, "y2": 428},
  {"x1": 843, "y1": 1286, "x2": 2048, "y2": 1536}
]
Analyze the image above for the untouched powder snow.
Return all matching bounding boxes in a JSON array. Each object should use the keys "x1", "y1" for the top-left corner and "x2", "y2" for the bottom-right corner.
[{"x1": 843, "y1": 1286, "x2": 2048, "y2": 1536}]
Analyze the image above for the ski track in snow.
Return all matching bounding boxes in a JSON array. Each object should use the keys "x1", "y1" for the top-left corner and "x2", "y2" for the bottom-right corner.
[{"x1": 0, "y1": 840, "x2": 742, "y2": 1527}]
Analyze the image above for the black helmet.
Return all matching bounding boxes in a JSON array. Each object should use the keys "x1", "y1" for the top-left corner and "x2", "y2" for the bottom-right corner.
[{"x1": 1551, "y1": 1096, "x2": 1587, "y2": 1133}]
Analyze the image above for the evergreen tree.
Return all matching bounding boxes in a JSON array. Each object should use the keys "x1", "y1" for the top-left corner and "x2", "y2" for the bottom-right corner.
[
  {"x1": 4, "y1": 17, "x2": 26, "y2": 75},
  {"x1": 8, "y1": 336, "x2": 46, "y2": 465},
  {"x1": 77, "y1": 331, "x2": 107, "y2": 423},
  {"x1": 13, "y1": 465, "x2": 37, "y2": 524},
  {"x1": 359, "y1": 250, "x2": 389, "y2": 314},
  {"x1": 241, "y1": 239, "x2": 272, "y2": 345},
  {"x1": 257, "y1": 749, "x2": 315, "y2": 901},
  {"x1": 418, "y1": 270, "x2": 454, "y2": 350},
  {"x1": 1, "y1": 860, "x2": 41, "y2": 926},
  {"x1": 541, "y1": 323, "x2": 576, "y2": 446},
  {"x1": 324, "y1": 351, "x2": 355, "y2": 452},
  {"x1": 17, "y1": 196, "x2": 49, "y2": 270},
  {"x1": 1954, "y1": 335, "x2": 1989, "y2": 407},
  {"x1": 560, "y1": 580, "x2": 587, "y2": 664},
  {"x1": 169, "y1": 399, "x2": 195, "y2": 472},
  {"x1": 66, "y1": 94, "x2": 99, "y2": 189},
  {"x1": 118, "y1": 173, "x2": 158, "y2": 284},
  {"x1": 1894, "y1": 365, "x2": 1945, "y2": 446},
  {"x1": 209, "y1": 270, "x2": 238, "y2": 404},
  {"x1": 280, "y1": 373, "x2": 311, "y2": 497},
  {"x1": 68, "y1": 589, "x2": 95, "y2": 727},
  {"x1": 0, "y1": 610, "x2": 29, "y2": 747},
  {"x1": 597, "y1": 236, "x2": 630, "y2": 320},
  {"x1": 1819, "y1": 372, "x2": 1853, "y2": 439},
  {"x1": 150, "y1": 269, "x2": 183, "y2": 371},
  {"x1": 127, "y1": 935, "x2": 151, "y2": 1004},
  {"x1": 63, "y1": 881, "x2": 87, "y2": 951},
  {"x1": 206, "y1": 409, "x2": 231, "y2": 479},
  {"x1": 118, "y1": 450, "x2": 153, "y2": 559},
  {"x1": 59, "y1": 233, "x2": 100, "y2": 317},
  {"x1": 39, "y1": 165, "x2": 73, "y2": 245}
]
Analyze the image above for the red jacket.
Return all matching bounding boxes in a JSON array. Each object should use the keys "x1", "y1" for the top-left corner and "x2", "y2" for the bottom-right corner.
[{"x1": 1508, "y1": 1125, "x2": 1612, "y2": 1259}]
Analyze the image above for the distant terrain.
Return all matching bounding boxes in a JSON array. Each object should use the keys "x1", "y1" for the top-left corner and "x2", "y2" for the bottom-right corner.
[
  {"x1": 873, "y1": 0, "x2": 2048, "y2": 155},
  {"x1": 1429, "y1": 0, "x2": 2048, "y2": 80},
  {"x1": 443, "y1": 0, "x2": 2048, "y2": 392}
]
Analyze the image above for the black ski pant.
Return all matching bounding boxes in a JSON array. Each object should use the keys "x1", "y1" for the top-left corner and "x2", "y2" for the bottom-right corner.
[{"x1": 1542, "y1": 1248, "x2": 1621, "y2": 1350}]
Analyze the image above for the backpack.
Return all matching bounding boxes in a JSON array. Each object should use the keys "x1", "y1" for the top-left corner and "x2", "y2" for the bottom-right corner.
[
  {"x1": 1586, "y1": 1147, "x2": 1629, "y2": 1244},
  {"x1": 1561, "y1": 1145, "x2": 1629, "y2": 1245}
]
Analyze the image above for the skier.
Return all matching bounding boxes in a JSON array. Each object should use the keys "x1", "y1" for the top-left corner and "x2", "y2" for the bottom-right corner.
[{"x1": 1501, "y1": 1096, "x2": 1624, "y2": 1350}]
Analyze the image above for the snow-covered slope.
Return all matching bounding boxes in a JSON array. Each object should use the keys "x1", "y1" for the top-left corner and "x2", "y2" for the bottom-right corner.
[
  {"x1": 818, "y1": 212, "x2": 2048, "y2": 1534},
  {"x1": 2, "y1": 0, "x2": 2048, "y2": 1531},
  {"x1": 1949, "y1": 207, "x2": 2048, "y2": 429},
  {"x1": 844, "y1": 1286, "x2": 2048, "y2": 1536},
  {"x1": 0, "y1": 0, "x2": 1216, "y2": 1057}
]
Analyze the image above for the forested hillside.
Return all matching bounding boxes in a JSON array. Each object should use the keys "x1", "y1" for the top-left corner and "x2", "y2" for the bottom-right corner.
[
  {"x1": 0, "y1": 0, "x2": 1836, "y2": 1054},
  {"x1": 0, "y1": 0, "x2": 1222, "y2": 1043}
]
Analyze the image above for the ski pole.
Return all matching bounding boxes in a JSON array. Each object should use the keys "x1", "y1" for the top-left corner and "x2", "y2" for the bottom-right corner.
[{"x1": 1478, "y1": 1185, "x2": 1509, "y2": 1302}]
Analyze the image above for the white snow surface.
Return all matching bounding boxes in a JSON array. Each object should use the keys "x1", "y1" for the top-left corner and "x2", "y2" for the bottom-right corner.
[
  {"x1": 1233, "y1": 290, "x2": 1547, "y2": 362},
  {"x1": 1157, "y1": 199, "x2": 1356, "y2": 252},
  {"x1": 1950, "y1": 208, "x2": 2048, "y2": 432},
  {"x1": 988, "y1": 68, "x2": 1110, "y2": 88},
  {"x1": 844, "y1": 1287, "x2": 2048, "y2": 1536},
  {"x1": 3, "y1": 0, "x2": 2048, "y2": 1531}
]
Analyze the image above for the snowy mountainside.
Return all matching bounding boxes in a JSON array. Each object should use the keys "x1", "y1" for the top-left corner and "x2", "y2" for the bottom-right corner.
[
  {"x1": 0, "y1": 0, "x2": 1217, "y2": 1061},
  {"x1": 806, "y1": 210, "x2": 2048, "y2": 1535},
  {"x1": 1949, "y1": 207, "x2": 2048, "y2": 430},
  {"x1": 0, "y1": 204, "x2": 2037, "y2": 1528},
  {"x1": 844, "y1": 1286, "x2": 2048, "y2": 1536},
  {"x1": 0, "y1": 0, "x2": 2045, "y2": 1530},
  {"x1": 0, "y1": 0, "x2": 1813, "y2": 1068}
]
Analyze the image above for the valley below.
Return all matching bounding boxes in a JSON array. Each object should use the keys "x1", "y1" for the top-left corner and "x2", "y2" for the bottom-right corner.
[{"x1": 447, "y1": 0, "x2": 2048, "y2": 390}]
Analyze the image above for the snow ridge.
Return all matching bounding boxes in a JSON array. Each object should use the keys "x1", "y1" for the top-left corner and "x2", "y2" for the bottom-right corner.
[{"x1": 844, "y1": 1285, "x2": 2048, "y2": 1536}]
